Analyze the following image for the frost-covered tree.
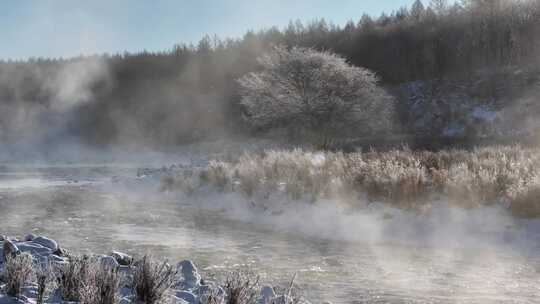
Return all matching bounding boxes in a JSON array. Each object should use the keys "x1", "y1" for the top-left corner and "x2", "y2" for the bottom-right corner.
[
  {"x1": 238, "y1": 46, "x2": 393, "y2": 139},
  {"x1": 411, "y1": 0, "x2": 426, "y2": 20},
  {"x1": 430, "y1": 0, "x2": 448, "y2": 13}
]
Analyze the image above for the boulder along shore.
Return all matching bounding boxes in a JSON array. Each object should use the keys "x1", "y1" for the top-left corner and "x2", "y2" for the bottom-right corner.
[{"x1": 0, "y1": 234, "x2": 309, "y2": 304}]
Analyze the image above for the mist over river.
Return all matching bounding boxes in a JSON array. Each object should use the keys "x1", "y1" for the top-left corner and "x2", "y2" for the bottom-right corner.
[{"x1": 1, "y1": 165, "x2": 540, "y2": 303}]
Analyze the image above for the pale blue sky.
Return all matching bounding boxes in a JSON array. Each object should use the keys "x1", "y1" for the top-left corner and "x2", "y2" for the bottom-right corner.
[{"x1": 0, "y1": 0, "x2": 417, "y2": 60}]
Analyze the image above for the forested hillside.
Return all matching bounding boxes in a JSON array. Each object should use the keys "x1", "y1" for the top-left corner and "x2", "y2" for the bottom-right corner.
[{"x1": 2, "y1": 0, "x2": 540, "y2": 146}]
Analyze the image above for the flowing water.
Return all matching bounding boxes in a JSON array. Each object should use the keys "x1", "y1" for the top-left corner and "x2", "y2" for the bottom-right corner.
[{"x1": 1, "y1": 165, "x2": 540, "y2": 303}]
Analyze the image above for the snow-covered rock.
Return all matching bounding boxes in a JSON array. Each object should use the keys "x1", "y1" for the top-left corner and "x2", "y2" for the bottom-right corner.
[
  {"x1": 3, "y1": 237, "x2": 69, "y2": 266},
  {"x1": 170, "y1": 295, "x2": 190, "y2": 304},
  {"x1": 100, "y1": 255, "x2": 120, "y2": 269},
  {"x1": 197, "y1": 283, "x2": 225, "y2": 299},
  {"x1": 32, "y1": 237, "x2": 58, "y2": 252},
  {"x1": 175, "y1": 291, "x2": 197, "y2": 304},
  {"x1": 23, "y1": 234, "x2": 35, "y2": 242},
  {"x1": 177, "y1": 260, "x2": 201, "y2": 289},
  {"x1": 2, "y1": 240, "x2": 19, "y2": 261},
  {"x1": 272, "y1": 295, "x2": 294, "y2": 304},
  {"x1": 17, "y1": 242, "x2": 53, "y2": 256},
  {"x1": 47, "y1": 254, "x2": 67, "y2": 264},
  {"x1": 119, "y1": 297, "x2": 132, "y2": 304},
  {"x1": 111, "y1": 251, "x2": 132, "y2": 266},
  {"x1": 0, "y1": 234, "x2": 312, "y2": 304},
  {"x1": 0, "y1": 294, "x2": 28, "y2": 304},
  {"x1": 260, "y1": 285, "x2": 276, "y2": 304}
]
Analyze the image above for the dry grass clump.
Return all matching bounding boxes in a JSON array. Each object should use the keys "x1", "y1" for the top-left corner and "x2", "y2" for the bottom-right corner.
[
  {"x1": 160, "y1": 169, "x2": 198, "y2": 195},
  {"x1": 202, "y1": 161, "x2": 233, "y2": 192},
  {"x1": 200, "y1": 271, "x2": 260, "y2": 304},
  {"x1": 201, "y1": 288, "x2": 225, "y2": 304},
  {"x1": 200, "y1": 272, "x2": 307, "y2": 304},
  {"x1": 4, "y1": 252, "x2": 34, "y2": 297},
  {"x1": 35, "y1": 261, "x2": 56, "y2": 304},
  {"x1": 347, "y1": 150, "x2": 431, "y2": 207},
  {"x1": 163, "y1": 145, "x2": 540, "y2": 217},
  {"x1": 58, "y1": 255, "x2": 91, "y2": 301},
  {"x1": 132, "y1": 255, "x2": 178, "y2": 304},
  {"x1": 37, "y1": 255, "x2": 122, "y2": 304},
  {"x1": 223, "y1": 271, "x2": 259, "y2": 304},
  {"x1": 505, "y1": 175, "x2": 540, "y2": 218},
  {"x1": 79, "y1": 263, "x2": 120, "y2": 304}
]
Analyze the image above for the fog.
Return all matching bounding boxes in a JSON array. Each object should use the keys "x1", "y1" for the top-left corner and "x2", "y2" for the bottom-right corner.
[
  {"x1": 2, "y1": 0, "x2": 540, "y2": 151},
  {"x1": 3, "y1": 171, "x2": 539, "y2": 302},
  {"x1": 2, "y1": 1, "x2": 540, "y2": 303}
]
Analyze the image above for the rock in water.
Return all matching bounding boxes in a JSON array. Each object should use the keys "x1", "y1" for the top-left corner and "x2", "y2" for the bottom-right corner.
[
  {"x1": 2, "y1": 240, "x2": 19, "y2": 261},
  {"x1": 32, "y1": 236, "x2": 58, "y2": 251},
  {"x1": 111, "y1": 251, "x2": 133, "y2": 266},
  {"x1": 177, "y1": 260, "x2": 201, "y2": 289}
]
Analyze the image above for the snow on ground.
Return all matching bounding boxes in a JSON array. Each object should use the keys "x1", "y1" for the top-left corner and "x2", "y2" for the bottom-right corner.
[{"x1": 0, "y1": 234, "x2": 292, "y2": 304}]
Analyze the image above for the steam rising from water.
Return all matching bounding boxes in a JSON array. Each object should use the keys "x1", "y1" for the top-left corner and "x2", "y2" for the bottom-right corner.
[
  {"x1": 169, "y1": 191, "x2": 540, "y2": 302},
  {"x1": 100, "y1": 182, "x2": 540, "y2": 302},
  {"x1": 1, "y1": 167, "x2": 540, "y2": 302},
  {"x1": 0, "y1": 55, "x2": 111, "y2": 162},
  {"x1": 182, "y1": 191, "x2": 539, "y2": 251},
  {"x1": 48, "y1": 57, "x2": 110, "y2": 111}
]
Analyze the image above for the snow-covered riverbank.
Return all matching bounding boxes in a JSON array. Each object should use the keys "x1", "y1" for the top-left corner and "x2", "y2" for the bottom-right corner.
[{"x1": 0, "y1": 234, "x2": 307, "y2": 304}]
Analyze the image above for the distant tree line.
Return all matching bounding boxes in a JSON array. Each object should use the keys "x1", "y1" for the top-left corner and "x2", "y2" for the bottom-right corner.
[{"x1": 1, "y1": 0, "x2": 540, "y2": 146}]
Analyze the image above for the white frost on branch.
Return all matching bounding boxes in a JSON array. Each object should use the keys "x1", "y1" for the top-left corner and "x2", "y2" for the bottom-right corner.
[{"x1": 238, "y1": 45, "x2": 394, "y2": 136}]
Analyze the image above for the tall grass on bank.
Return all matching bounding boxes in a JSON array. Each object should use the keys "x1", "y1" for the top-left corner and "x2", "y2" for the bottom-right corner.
[
  {"x1": 58, "y1": 255, "x2": 121, "y2": 304},
  {"x1": 200, "y1": 272, "x2": 306, "y2": 304},
  {"x1": 132, "y1": 255, "x2": 177, "y2": 304},
  {"x1": 58, "y1": 255, "x2": 90, "y2": 302},
  {"x1": 4, "y1": 253, "x2": 34, "y2": 298},
  {"x1": 35, "y1": 261, "x2": 56, "y2": 304},
  {"x1": 223, "y1": 272, "x2": 259, "y2": 304},
  {"x1": 80, "y1": 263, "x2": 120, "y2": 304},
  {"x1": 164, "y1": 146, "x2": 540, "y2": 217},
  {"x1": 0, "y1": 251, "x2": 307, "y2": 304}
]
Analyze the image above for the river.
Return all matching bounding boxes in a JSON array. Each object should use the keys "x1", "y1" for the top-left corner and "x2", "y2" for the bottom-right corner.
[{"x1": 1, "y1": 165, "x2": 539, "y2": 303}]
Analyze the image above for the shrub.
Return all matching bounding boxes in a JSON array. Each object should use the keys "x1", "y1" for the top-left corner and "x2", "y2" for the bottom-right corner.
[
  {"x1": 177, "y1": 145, "x2": 540, "y2": 217},
  {"x1": 204, "y1": 161, "x2": 232, "y2": 191},
  {"x1": 270, "y1": 273, "x2": 306, "y2": 304},
  {"x1": 59, "y1": 255, "x2": 90, "y2": 301},
  {"x1": 4, "y1": 252, "x2": 34, "y2": 298},
  {"x1": 35, "y1": 261, "x2": 56, "y2": 304},
  {"x1": 200, "y1": 286, "x2": 225, "y2": 304},
  {"x1": 132, "y1": 255, "x2": 178, "y2": 304},
  {"x1": 80, "y1": 262, "x2": 120, "y2": 304},
  {"x1": 223, "y1": 272, "x2": 259, "y2": 304}
]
